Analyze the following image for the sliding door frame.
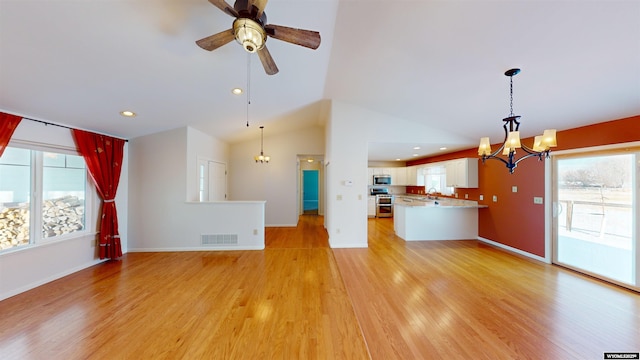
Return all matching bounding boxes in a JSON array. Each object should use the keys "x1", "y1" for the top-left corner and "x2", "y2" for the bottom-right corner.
[{"x1": 548, "y1": 141, "x2": 640, "y2": 292}]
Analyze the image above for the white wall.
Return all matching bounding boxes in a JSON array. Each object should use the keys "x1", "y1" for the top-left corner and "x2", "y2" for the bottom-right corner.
[
  {"x1": 228, "y1": 126, "x2": 325, "y2": 226},
  {"x1": 127, "y1": 127, "x2": 264, "y2": 251},
  {"x1": 185, "y1": 127, "x2": 229, "y2": 202},
  {"x1": 325, "y1": 100, "x2": 471, "y2": 248},
  {"x1": 0, "y1": 120, "x2": 129, "y2": 300}
]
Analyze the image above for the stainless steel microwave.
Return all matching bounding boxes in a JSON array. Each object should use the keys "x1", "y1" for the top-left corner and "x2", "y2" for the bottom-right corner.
[{"x1": 373, "y1": 175, "x2": 392, "y2": 185}]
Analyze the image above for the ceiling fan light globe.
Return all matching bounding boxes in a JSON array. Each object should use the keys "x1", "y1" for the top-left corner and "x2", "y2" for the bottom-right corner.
[{"x1": 233, "y1": 18, "x2": 266, "y2": 53}]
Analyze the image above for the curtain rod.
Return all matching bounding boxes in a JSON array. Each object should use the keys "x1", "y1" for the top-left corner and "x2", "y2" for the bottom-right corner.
[{"x1": 23, "y1": 116, "x2": 129, "y2": 142}]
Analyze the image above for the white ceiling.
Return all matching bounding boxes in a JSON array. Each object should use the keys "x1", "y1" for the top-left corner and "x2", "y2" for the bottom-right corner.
[{"x1": 1, "y1": 0, "x2": 639, "y2": 161}]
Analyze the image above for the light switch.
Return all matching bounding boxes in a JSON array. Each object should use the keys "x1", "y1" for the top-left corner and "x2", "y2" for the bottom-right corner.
[
  {"x1": 534, "y1": 197, "x2": 543, "y2": 204},
  {"x1": 492, "y1": 195, "x2": 498, "y2": 202},
  {"x1": 512, "y1": 186, "x2": 518, "y2": 193},
  {"x1": 479, "y1": 195, "x2": 484, "y2": 201},
  {"x1": 337, "y1": 195, "x2": 342, "y2": 201}
]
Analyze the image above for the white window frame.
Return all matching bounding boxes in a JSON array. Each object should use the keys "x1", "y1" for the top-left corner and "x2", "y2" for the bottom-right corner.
[{"x1": 0, "y1": 141, "x2": 97, "y2": 254}]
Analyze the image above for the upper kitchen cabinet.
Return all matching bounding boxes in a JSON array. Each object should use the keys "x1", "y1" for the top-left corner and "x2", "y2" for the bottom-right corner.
[
  {"x1": 445, "y1": 158, "x2": 478, "y2": 188},
  {"x1": 405, "y1": 166, "x2": 425, "y2": 186},
  {"x1": 392, "y1": 167, "x2": 407, "y2": 185}
]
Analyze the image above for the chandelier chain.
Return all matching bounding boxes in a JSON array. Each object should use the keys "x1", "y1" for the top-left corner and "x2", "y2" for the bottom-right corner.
[{"x1": 509, "y1": 75, "x2": 514, "y2": 117}]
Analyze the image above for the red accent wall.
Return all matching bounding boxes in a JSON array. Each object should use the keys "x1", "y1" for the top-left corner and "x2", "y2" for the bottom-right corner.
[{"x1": 406, "y1": 115, "x2": 640, "y2": 257}]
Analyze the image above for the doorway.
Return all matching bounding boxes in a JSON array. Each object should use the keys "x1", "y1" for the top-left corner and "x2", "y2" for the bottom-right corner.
[
  {"x1": 552, "y1": 148, "x2": 639, "y2": 289},
  {"x1": 197, "y1": 159, "x2": 226, "y2": 201},
  {"x1": 303, "y1": 170, "x2": 319, "y2": 215}
]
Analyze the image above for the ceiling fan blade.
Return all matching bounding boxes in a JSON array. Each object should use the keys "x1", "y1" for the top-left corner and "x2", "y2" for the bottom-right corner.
[
  {"x1": 265, "y1": 24, "x2": 321, "y2": 50},
  {"x1": 195, "y1": 29, "x2": 235, "y2": 51},
  {"x1": 257, "y1": 45, "x2": 279, "y2": 75},
  {"x1": 248, "y1": 0, "x2": 268, "y2": 19},
  {"x1": 208, "y1": 0, "x2": 239, "y2": 18}
]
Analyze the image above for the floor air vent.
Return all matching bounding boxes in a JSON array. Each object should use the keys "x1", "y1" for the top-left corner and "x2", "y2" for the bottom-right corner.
[{"x1": 201, "y1": 234, "x2": 239, "y2": 246}]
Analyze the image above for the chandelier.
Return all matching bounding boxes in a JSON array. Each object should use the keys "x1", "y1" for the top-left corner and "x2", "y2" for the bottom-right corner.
[
  {"x1": 478, "y1": 68, "x2": 557, "y2": 174},
  {"x1": 255, "y1": 126, "x2": 270, "y2": 163}
]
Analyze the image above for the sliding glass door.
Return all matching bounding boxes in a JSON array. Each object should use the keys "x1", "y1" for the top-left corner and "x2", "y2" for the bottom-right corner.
[{"x1": 552, "y1": 148, "x2": 639, "y2": 289}]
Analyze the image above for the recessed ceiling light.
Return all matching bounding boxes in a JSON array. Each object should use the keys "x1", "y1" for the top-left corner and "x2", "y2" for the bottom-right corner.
[
  {"x1": 120, "y1": 110, "x2": 136, "y2": 117},
  {"x1": 440, "y1": 147, "x2": 447, "y2": 150},
  {"x1": 395, "y1": 158, "x2": 401, "y2": 161},
  {"x1": 412, "y1": 153, "x2": 419, "y2": 157},
  {"x1": 413, "y1": 146, "x2": 421, "y2": 150},
  {"x1": 232, "y1": 88, "x2": 243, "y2": 95}
]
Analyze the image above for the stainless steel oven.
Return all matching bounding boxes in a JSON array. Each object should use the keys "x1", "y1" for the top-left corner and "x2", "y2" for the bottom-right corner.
[{"x1": 376, "y1": 194, "x2": 393, "y2": 218}]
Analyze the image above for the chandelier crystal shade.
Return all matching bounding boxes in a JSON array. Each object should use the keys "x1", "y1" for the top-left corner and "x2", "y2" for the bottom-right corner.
[
  {"x1": 478, "y1": 68, "x2": 557, "y2": 174},
  {"x1": 255, "y1": 126, "x2": 270, "y2": 163}
]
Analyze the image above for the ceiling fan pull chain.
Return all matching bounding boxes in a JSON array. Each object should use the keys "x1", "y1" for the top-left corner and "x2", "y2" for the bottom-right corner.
[{"x1": 246, "y1": 52, "x2": 251, "y2": 127}]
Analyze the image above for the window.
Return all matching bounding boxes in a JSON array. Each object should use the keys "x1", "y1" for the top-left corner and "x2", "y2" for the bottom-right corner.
[
  {"x1": 424, "y1": 165, "x2": 453, "y2": 195},
  {"x1": 0, "y1": 146, "x2": 90, "y2": 252}
]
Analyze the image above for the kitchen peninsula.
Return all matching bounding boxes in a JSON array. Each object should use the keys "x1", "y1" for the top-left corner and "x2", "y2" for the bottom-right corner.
[{"x1": 394, "y1": 197, "x2": 486, "y2": 241}]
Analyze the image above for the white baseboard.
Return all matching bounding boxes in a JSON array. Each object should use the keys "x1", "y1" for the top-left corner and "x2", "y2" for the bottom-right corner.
[
  {"x1": 127, "y1": 245, "x2": 265, "y2": 252},
  {"x1": 329, "y1": 241, "x2": 367, "y2": 249},
  {"x1": 477, "y1": 237, "x2": 549, "y2": 263},
  {"x1": 0, "y1": 259, "x2": 107, "y2": 301}
]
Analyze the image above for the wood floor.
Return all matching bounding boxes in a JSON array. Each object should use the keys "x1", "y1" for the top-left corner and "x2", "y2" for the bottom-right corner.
[{"x1": 1, "y1": 216, "x2": 639, "y2": 359}]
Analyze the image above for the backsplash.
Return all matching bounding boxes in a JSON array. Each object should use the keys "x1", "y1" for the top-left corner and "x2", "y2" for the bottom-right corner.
[{"x1": 405, "y1": 186, "x2": 426, "y2": 195}]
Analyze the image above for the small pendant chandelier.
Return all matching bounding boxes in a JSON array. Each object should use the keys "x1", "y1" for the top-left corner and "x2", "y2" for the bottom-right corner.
[
  {"x1": 255, "y1": 125, "x2": 270, "y2": 163},
  {"x1": 478, "y1": 68, "x2": 557, "y2": 174}
]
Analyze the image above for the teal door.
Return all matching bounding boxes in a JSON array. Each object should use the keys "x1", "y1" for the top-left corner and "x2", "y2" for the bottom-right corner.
[{"x1": 303, "y1": 170, "x2": 319, "y2": 213}]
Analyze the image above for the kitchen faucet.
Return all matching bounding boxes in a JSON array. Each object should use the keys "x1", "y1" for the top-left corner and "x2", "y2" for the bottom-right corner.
[{"x1": 427, "y1": 187, "x2": 438, "y2": 200}]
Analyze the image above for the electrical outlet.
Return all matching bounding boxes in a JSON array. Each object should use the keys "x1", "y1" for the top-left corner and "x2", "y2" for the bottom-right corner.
[
  {"x1": 337, "y1": 195, "x2": 342, "y2": 201},
  {"x1": 358, "y1": 194, "x2": 362, "y2": 200},
  {"x1": 454, "y1": 193, "x2": 458, "y2": 198},
  {"x1": 465, "y1": 194, "x2": 469, "y2": 199},
  {"x1": 253, "y1": 229, "x2": 258, "y2": 235},
  {"x1": 534, "y1": 197, "x2": 543, "y2": 204},
  {"x1": 512, "y1": 186, "x2": 518, "y2": 193},
  {"x1": 493, "y1": 195, "x2": 498, "y2": 202},
  {"x1": 336, "y1": 228, "x2": 341, "y2": 234},
  {"x1": 479, "y1": 195, "x2": 484, "y2": 201}
]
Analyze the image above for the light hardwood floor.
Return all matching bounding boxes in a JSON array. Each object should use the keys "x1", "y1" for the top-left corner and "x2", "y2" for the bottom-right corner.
[{"x1": 1, "y1": 215, "x2": 638, "y2": 359}]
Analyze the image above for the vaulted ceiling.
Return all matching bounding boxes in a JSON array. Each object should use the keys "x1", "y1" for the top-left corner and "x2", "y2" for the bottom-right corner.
[{"x1": 1, "y1": 0, "x2": 639, "y2": 161}]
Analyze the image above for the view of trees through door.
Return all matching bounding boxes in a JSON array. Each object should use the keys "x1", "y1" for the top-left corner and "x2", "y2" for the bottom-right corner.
[{"x1": 553, "y1": 149, "x2": 638, "y2": 289}]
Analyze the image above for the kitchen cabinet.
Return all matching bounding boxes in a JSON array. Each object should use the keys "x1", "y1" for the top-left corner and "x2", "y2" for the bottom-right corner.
[
  {"x1": 392, "y1": 167, "x2": 407, "y2": 185},
  {"x1": 405, "y1": 166, "x2": 425, "y2": 186},
  {"x1": 367, "y1": 196, "x2": 377, "y2": 217},
  {"x1": 445, "y1": 158, "x2": 478, "y2": 188},
  {"x1": 394, "y1": 201, "x2": 479, "y2": 241}
]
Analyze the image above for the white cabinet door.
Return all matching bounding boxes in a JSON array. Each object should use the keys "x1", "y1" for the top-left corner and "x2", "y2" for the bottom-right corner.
[
  {"x1": 406, "y1": 166, "x2": 415, "y2": 185},
  {"x1": 367, "y1": 196, "x2": 377, "y2": 217},
  {"x1": 394, "y1": 167, "x2": 407, "y2": 185},
  {"x1": 406, "y1": 166, "x2": 424, "y2": 186},
  {"x1": 367, "y1": 168, "x2": 374, "y2": 185},
  {"x1": 445, "y1": 159, "x2": 478, "y2": 188}
]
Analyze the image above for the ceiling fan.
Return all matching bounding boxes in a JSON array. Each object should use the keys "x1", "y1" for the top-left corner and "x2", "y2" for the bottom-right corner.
[{"x1": 196, "y1": 0, "x2": 321, "y2": 75}]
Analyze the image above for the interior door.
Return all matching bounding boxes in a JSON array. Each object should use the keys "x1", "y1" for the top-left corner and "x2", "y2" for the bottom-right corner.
[
  {"x1": 303, "y1": 170, "x2": 319, "y2": 214},
  {"x1": 208, "y1": 161, "x2": 226, "y2": 201},
  {"x1": 552, "y1": 149, "x2": 638, "y2": 289}
]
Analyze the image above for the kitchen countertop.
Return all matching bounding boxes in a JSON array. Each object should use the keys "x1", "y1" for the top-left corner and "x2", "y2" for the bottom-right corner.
[{"x1": 394, "y1": 196, "x2": 488, "y2": 209}]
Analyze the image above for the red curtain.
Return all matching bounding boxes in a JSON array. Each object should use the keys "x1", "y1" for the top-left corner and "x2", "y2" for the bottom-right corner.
[
  {"x1": 0, "y1": 112, "x2": 22, "y2": 157},
  {"x1": 72, "y1": 129, "x2": 125, "y2": 260}
]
